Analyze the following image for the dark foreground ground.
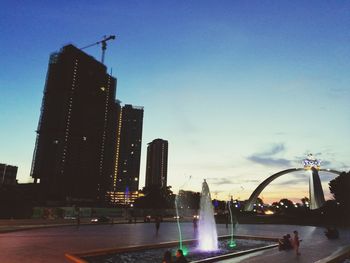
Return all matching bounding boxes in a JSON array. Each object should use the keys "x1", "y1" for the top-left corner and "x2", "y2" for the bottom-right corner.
[{"x1": 0, "y1": 220, "x2": 349, "y2": 263}]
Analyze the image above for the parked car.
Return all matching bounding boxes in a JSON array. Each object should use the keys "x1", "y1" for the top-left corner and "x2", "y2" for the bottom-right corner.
[{"x1": 91, "y1": 216, "x2": 110, "y2": 223}]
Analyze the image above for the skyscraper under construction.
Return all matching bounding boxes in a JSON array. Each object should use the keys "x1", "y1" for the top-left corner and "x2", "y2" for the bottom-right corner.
[{"x1": 30, "y1": 44, "x2": 118, "y2": 204}]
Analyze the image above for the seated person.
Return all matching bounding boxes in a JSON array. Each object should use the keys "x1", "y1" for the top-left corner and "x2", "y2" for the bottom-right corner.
[
  {"x1": 325, "y1": 227, "x2": 339, "y2": 239},
  {"x1": 175, "y1": 249, "x2": 188, "y2": 263},
  {"x1": 279, "y1": 234, "x2": 292, "y2": 250}
]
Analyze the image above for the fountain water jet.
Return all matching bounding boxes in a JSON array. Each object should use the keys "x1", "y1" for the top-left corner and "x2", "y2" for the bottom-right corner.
[
  {"x1": 174, "y1": 176, "x2": 192, "y2": 254},
  {"x1": 197, "y1": 179, "x2": 218, "y2": 251},
  {"x1": 227, "y1": 199, "x2": 236, "y2": 248},
  {"x1": 174, "y1": 195, "x2": 184, "y2": 252}
]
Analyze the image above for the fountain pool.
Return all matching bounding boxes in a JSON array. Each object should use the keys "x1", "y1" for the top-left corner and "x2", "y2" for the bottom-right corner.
[{"x1": 81, "y1": 238, "x2": 276, "y2": 263}]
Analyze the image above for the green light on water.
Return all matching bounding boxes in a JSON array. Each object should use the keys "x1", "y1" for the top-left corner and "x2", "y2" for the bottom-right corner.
[
  {"x1": 180, "y1": 246, "x2": 189, "y2": 256},
  {"x1": 228, "y1": 240, "x2": 236, "y2": 248}
]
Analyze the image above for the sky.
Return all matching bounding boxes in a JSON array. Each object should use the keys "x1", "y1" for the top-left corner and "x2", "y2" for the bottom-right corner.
[{"x1": 1, "y1": 1, "x2": 349, "y2": 203}]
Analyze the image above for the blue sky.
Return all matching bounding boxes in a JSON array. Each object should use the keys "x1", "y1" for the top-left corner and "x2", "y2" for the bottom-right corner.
[{"x1": 1, "y1": 1, "x2": 349, "y2": 202}]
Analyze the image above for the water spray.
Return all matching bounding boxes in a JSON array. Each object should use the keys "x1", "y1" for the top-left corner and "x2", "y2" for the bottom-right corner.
[
  {"x1": 175, "y1": 175, "x2": 192, "y2": 252},
  {"x1": 227, "y1": 198, "x2": 236, "y2": 248}
]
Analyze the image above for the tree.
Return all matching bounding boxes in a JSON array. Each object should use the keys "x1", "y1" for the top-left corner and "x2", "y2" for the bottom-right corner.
[
  {"x1": 277, "y1": 198, "x2": 295, "y2": 215},
  {"x1": 329, "y1": 172, "x2": 350, "y2": 221},
  {"x1": 177, "y1": 190, "x2": 200, "y2": 210},
  {"x1": 320, "y1": 200, "x2": 341, "y2": 224},
  {"x1": 301, "y1": 197, "x2": 310, "y2": 207},
  {"x1": 279, "y1": 198, "x2": 294, "y2": 208},
  {"x1": 134, "y1": 185, "x2": 175, "y2": 209}
]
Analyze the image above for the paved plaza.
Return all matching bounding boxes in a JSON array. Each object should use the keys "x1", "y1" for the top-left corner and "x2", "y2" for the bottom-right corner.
[{"x1": 0, "y1": 221, "x2": 349, "y2": 262}]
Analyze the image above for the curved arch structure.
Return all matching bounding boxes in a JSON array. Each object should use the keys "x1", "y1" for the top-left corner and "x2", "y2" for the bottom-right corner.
[{"x1": 244, "y1": 168, "x2": 342, "y2": 211}]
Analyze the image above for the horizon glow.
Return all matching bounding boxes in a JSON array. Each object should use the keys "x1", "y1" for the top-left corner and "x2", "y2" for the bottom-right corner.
[{"x1": 0, "y1": 1, "x2": 349, "y2": 203}]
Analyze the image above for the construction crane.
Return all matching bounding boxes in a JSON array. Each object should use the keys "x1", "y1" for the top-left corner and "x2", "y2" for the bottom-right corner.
[{"x1": 80, "y1": 35, "x2": 116, "y2": 64}]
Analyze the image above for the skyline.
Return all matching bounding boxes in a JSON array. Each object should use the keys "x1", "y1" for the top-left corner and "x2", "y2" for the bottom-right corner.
[{"x1": 1, "y1": 1, "x2": 349, "y2": 203}]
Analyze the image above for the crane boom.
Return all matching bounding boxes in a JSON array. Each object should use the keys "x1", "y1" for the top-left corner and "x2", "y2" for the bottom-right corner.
[{"x1": 80, "y1": 35, "x2": 116, "y2": 64}]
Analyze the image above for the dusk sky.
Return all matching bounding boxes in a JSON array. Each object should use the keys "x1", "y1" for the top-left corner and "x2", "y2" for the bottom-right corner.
[{"x1": 1, "y1": 1, "x2": 349, "y2": 203}]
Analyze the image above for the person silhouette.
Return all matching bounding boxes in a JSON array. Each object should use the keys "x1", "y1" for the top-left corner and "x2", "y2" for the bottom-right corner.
[
  {"x1": 155, "y1": 216, "x2": 161, "y2": 235},
  {"x1": 193, "y1": 216, "x2": 198, "y2": 233},
  {"x1": 162, "y1": 250, "x2": 172, "y2": 263},
  {"x1": 293, "y1": 230, "x2": 301, "y2": 256},
  {"x1": 175, "y1": 249, "x2": 188, "y2": 263}
]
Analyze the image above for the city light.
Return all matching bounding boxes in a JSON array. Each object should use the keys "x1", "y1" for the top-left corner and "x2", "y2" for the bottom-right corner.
[{"x1": 303, "y1": 154, "x2": 321, "y2": 170}]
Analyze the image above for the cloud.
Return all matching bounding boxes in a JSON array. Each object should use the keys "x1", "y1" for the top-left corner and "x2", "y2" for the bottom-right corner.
[
  {"x1": 239, "y1": 179, "x2": 261, "y2": 183},
  {"x1": 247, "y1": 156, "x2": 291, "y2": 167},
  {"x1": 207, "y1": 177, "x2": 261, "y2": 186},
  {"x1": 274, "y1": 178, "x2": 308, "y2": 186},
  {"x1": 263, "y1": 144, "x2": 285, "y2": 156},
  {"x1": 247, "y1": 143, "x2": 291, "y2": 167},
  {"x1": 207, "y1": 177, "x2": 235, "y2": 185}
]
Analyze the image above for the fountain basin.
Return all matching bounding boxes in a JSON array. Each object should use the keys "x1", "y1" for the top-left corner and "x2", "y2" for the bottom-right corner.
[{"x1": 65, "y1": 235, "x2": 278, "y2": 263}]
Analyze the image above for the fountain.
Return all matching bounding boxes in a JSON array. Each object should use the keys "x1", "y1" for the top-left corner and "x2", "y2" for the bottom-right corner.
[
  {"x1": 174, "y1": 195, "x2": 185, "y2": 253},
  {"x1": 197, "y1": 179, "x2": 218, "y2": 251},
  {"x1": 227, "y1": 199, "x2": 236, "y2": 248},
  {"x1": 72, "y1": 180, "x2": 278, "y2": 263}
]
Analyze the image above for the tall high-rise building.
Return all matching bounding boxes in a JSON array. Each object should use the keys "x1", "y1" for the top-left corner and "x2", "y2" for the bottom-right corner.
[
  {"x1": 0, "y1": 163, "x2": 18, "y2": 186},
  {"x1": 30, "y1": 44, "x2": 118, "y2": 204},
  {"x1": 111, "y1": 104, "x2": 143, "y2": 204},
  {"x1": 145, "y1": 139, "x2": 168, "y2": 188}
]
